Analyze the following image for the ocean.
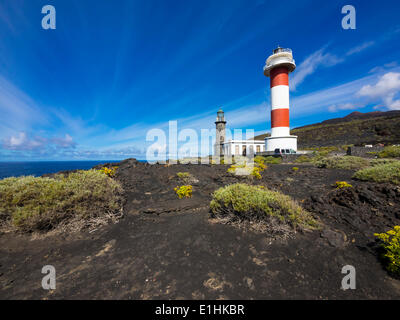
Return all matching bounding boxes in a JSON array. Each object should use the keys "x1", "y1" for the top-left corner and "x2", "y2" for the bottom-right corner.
[{"x1": 0, "y1": 161, "x2": 122, "y2": 179}]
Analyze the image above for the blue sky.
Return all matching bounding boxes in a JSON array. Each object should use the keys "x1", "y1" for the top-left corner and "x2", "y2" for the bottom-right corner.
[{"x1": 1, "y1": 0, "x2": 400, "y2": 160}]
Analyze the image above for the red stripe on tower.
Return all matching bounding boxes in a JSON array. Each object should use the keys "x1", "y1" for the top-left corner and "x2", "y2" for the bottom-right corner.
[
  {"x1": 271, "y1": 108, "x2": 289, "y2": 127},
  {"x1": 270, "y1": 67, "x2": 289, "y2": 88}
]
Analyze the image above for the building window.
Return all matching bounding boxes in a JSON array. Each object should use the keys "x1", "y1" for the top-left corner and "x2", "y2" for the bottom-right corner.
[
  {"x1": 242, "y1": 145, "x2": 246, "y2": 156},
  {"x1": 256, "y1": 145, "x2": 260, "y2": 153},
  {"x1": 249, "y1": 145, "x2": 254, "y2": 154},
  {"x1": 235, "y1": 145, "x2": 239, "y2": 155}
]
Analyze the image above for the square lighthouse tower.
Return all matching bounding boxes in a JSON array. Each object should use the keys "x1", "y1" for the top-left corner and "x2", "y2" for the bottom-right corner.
[{"x1": 263, "y1": 47, "x2": 297, "y2": 152}]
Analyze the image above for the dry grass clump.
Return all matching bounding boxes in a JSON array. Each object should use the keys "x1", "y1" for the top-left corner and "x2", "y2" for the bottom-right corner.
[
  {"x1": 210, "y1": 183, "x2": 318, "y2": 235},
  {"x1": 0, "y1": 170, "x2": 124, "y2": 233}
]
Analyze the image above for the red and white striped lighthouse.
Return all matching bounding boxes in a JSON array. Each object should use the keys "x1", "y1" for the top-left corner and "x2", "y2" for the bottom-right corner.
[{"x1": 263, "y1": 47, "x2": 297, "y2": 152}]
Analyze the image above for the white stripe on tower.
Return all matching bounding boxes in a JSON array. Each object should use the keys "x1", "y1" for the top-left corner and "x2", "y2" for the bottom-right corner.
[{"x1": 270, "y1": 85, "x2": 289, "y2": 110}]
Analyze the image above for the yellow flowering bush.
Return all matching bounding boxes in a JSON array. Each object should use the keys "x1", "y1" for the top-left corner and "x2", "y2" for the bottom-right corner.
[
  {"x1": 251, "y1": 167, "x2": 262, "y2": 179},
  {"x1": 99, "y1": 166, "x2": 117, "y2": 177},
  {"x1": 174, "y1": 185, "x2": 193, "y2": 199},
  {"x1": 292, "y1": 167, "x2": 299, "y2": 172},
  {"x1": 335, "y1": 181, "x2": 353, "y2": 189},
  {"x1": 227, "y1": 157, "x2": 267, "y2": 179},
  {"x1": 254, "y1": 156, "x2": 267, "y2": 170},
  {"x1": 374, "y1": 226, "x2": 400, "y2": 275}
]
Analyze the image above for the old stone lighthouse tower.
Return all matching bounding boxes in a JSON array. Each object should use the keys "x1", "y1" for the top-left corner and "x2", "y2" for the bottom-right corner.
[{"x1": 214, "y1": 108, "x2": 226, "y2": 156}]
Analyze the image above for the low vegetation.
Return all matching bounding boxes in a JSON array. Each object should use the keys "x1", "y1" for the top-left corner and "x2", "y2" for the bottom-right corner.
[
  {"x1": 374, "y1": 226, "x2": 400, "y2": 276},
  {"x1": 0, "y1": 170, "x2": 124, "y2": 233},
  {"x1": 261, "y1": 156, "x2": 282, "y2": 164},
  {"x1": 306, "y1": 146, "x2": 339, "y2": 157},
  {"x1": 251, "y1": 166, "x2": 262, "y2": 179},
  {"x1": 174, "y1": 185, "x2": 193, "y2": 199},
  {"x1": 295, "y1": 155, "x2": 312, "y2": 163},
  {"x1": 353, "y1": 161, "x2": 400, "y2": 185},
  {"x1": 227, "y1": 157, "x2": 267, "y2": 179},
  {"x1": 377, "y1": 146, "x2": 400, "y2": 158},
  {"x1": 176, "y1": 172, "x2": 196, "y2": 184},
  {"x1": 210, "y1": 183, "x2": 318, "y2": 234},
  {"x1": 335, "y1": 181, "x2": 353, "y2": 189},
  {"x1": 254, "y1": 156, "x2": 267, "y2": 169},
  {"x1": 315, "y1": 156, "x2": 370, "y2": 170},
  {"x1": 99, "y1": 166, "x2": 118, "y2": 177},
  {"x1": 370, "y1": 159, "x2": 399, "y2": 166}
]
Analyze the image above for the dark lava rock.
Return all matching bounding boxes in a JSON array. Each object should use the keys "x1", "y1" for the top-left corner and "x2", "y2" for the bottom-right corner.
[
  {"x1": 320, "y1": 229, "x2": 347, "y2": 248},
  {"x1": 304, "y1": 183, "x2": 400, "y2": 245}
]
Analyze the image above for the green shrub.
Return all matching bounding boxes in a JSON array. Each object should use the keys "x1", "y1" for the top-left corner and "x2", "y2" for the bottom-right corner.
[
  {"x1": 210, "y1": 183, "x2": 317, "y2": 232},
  {"x1": 0, "y1": 170, "x2": 124, "y2": 232},
  {"x1": 370, "y1": 159, "x2": 400, "y2": 166},
  {"x1": 353, "y1": 161, "x2": 400, "y2": 185},
  {"x1": 292, "y1": 167, "x2": 299, "y2": 172},
  {"x1": 304, "y1": 146, "x2": 339, "y2": 156},
  {"x1": 295, "y1": 155, "x2": 312, "y2": 163},
  {"x1": 374, "y1": 226, "x2": 400, "y2": 276},
  {"x1": 263, "y1": 156, "x2": 282, "y2": 164},
  {"x1": 174, "y1": 185, "x2": 193, "y2": 199},
  {"x1": 378, "y1": 146, "x2": 400, "y2": 158},
  {"x1": 315, "y1": 156, "x2": 369, "y2": 170}
]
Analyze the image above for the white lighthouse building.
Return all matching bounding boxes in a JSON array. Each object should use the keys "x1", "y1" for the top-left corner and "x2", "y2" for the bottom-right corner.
[{"x1": 263, "y1": 47, "x2": 297, "y2": 152}]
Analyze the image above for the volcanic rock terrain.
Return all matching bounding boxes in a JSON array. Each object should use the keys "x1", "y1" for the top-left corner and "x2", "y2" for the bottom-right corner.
[{"x1": 1, "y1": 158, "x2": 400, "y2": 299}]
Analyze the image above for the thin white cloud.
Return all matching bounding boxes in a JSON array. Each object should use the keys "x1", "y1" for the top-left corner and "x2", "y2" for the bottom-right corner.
[
  {"x1": 327, "y1": 103, "x2": 361, "y2": 113},
  {"x1": 0, "y1": 75, "x2": 50, "y2": 135},
  {"x1": 52, "y1": 134, "x2": 77, "y2": 148},
  {"x1": 346, "y1": 41, "x2": 375, "y2": 56},
  {"x1": 291, "y1": 48, "x2": 343, "y2": 91},
  {"x1": 291, "y1": 40, "x2": 381, "y2": 91},
  {"x1": 369, "y1": 61, "x2": 398, "y2": 74}
]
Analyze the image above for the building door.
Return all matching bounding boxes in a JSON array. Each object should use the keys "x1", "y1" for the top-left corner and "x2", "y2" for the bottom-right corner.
[
  {"x1": 235, "y1": 145, "x2": 239, "y2": 155},
  {"x1": 242, "y1": 145, "x2": 246, "y2": 156},
  {"x1": 256, "y1": 145, "x2": 260, "y2": 153}
]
